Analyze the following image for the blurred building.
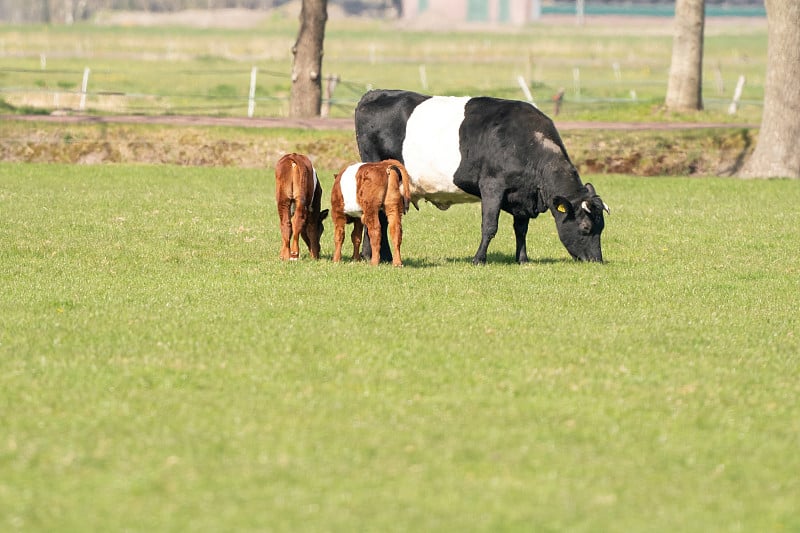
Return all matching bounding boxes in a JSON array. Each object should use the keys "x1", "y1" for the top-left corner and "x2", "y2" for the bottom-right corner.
[
  {"x1": 0, "y1": 0, "x2": 765, "y2": 25},
  {"x1": 401, "y1": 0, "x2": 539, "y2": 25},
  {"x1": 400, "y1": 0, "x2": 765, "y2": 26}
]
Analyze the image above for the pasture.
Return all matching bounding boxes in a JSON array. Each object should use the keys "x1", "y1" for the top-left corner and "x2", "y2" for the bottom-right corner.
[
  {"x1": 1, "y1": 161, "x2": 798, "y2": 531},
  {"x1": 0, "y1": 15, "x2": 767, "y2": 123}
]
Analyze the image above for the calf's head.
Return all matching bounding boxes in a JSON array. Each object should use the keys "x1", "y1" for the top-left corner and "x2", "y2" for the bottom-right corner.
[
  {"x1": 303, "y1": 208, "x2": 329, "y2": 258},
  {"x1": 551, "y1": 183, "x2": 609, "y2": 262}
]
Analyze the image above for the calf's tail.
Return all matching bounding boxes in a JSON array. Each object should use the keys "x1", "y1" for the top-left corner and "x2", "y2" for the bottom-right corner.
[
  {"x1": 286, "y1": 154, "x2": 316, "y2": 215},
  {"x1": 289, "y1": 156, "x2": 304, "y2": 206},
  {"x1": 387, "y1": 160, "x2": 413, "y2": 214}
]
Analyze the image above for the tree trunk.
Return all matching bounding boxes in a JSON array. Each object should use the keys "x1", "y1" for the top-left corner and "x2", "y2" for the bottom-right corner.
[
  {"x1": 42, "y1": 0, "x2": 51, "y2": 23},
  {"x1": 289, "y1": 0, "x2": 328, "y2": 118},
  {"x1": 665, "y1": 0, "x2": 705, "y2": 111},
  {"x1": 739, "y1": 0, "x2": 800, "y2": 178},
  {"x1": 64, "y1": 0, "x2": 74, "y2": 24}
]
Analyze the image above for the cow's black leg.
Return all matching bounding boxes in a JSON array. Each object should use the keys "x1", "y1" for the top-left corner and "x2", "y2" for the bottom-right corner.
[
  {"x1": 473, "y1": 194, "x2": 502, "y2": 265},
  {"x1": 513, "y1": 215, "x2": 530, "y2": 264},
  {"x1": 360, "y1": 210, "x2": 393, "y2": 263}
]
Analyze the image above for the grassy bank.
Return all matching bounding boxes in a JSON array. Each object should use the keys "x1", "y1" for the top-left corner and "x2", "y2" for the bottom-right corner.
[
  {"x1": 0, "y1": 118, "x2": 757, "y2": 176},
  {"x1": 1, "y1": 162, "x2": 797, "y2": 531}
]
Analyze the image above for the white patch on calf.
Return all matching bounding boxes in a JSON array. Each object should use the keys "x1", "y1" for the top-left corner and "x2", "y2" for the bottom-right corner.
[
  {"x1": 339, "y1": 163, "x2": 364, "y2": 217},
  {"x1": 311, "y1": 167, "x2": 318, "y2": 205},
  {"x1": 402, "y1": 96, "x2": 477, "y2": 207}
]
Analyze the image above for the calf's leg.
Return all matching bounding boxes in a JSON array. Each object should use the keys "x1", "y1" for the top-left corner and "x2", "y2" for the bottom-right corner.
[
  {"x1": 386, "y1": 208, "x2": 404, "y2": 267},
  {"x1": 361, "y1": 208, "x2": 382, "y2": 266},
  {"x1": 360, "y1": 210, "x2": 393, "y2": 263},
  {"x1": 332, "y1": 215, "x2": 346, "y2": 263},
  {"x1": 289, "y1": 204, "x2": 307, "y2": 260},
  {"x1": 351, "y1": 220, "x2": 364, "y2": 261},
  {"x1": 277, "y1": 199, "x2": 293, "y2": 261}
]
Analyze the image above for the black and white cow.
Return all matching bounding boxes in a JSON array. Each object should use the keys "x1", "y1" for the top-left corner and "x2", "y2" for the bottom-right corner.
[{"x1": 355, "y1": 89, "x2": 610, "y2": 264}]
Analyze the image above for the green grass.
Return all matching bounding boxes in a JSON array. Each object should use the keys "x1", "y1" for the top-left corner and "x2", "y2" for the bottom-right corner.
[
  {"x1": 1, "y1": 162, "x2": 798, "y2": 531},
  {"x1": 0, "y1": 17, "x2": 767, "y2": 123}
]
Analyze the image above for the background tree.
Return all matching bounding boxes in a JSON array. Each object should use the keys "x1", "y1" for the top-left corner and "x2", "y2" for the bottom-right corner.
[
  {"x1": 289, "y1": 0, "x2": 328, "y2": 118},
  {"x1": 665, "y1": 0, "x2": 705, "y2": 111},
  {"x1": 739, "y1": 0, "x2": 800, "y2": 178}
]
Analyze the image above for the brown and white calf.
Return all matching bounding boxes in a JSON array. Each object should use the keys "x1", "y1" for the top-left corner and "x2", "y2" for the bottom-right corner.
[
  {"x1": 330, "y1": 160, "x2": 412, "y2": 266},
  {"x1": 275, "y1": 153, "x2": 328, "y2": 260}
]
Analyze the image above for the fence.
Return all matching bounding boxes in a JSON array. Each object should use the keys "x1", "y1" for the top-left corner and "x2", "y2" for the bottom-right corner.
[{"x1": 0, "y1": 61, "x2": 762, "y2": 119}]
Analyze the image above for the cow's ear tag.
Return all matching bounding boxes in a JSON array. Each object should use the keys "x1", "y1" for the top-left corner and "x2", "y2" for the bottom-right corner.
[{"x1": 557, "y1": 203, "x2": 567, "y2": 213}]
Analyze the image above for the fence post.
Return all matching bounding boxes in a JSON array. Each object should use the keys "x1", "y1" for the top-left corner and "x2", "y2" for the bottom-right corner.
[
  {"x1": 516, "y1": 75, "x2": 534, "y2": 104},
  {"x1": 714, "y1": 63, "x2": 725, "y2": 95},
  {"x1": 248, "y1": 66, "x2": 258, "y2": 118},
  {"x1": 418, "y1": 65, "x2": 428, "y2": 91},
  {"x1": 728, "y1": 75, "x2": 745, "y2": 115},
  {"x1": 79, "y1": 67, "x2": 90, "y2": 111},
  {"x1": 321, "y1": 74, "x2": 339, "y2": 118}
]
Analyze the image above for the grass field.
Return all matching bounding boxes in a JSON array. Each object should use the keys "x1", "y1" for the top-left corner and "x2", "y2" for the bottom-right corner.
[
  {"x1": 1, "y1": 161, "x2": 798, "y2": 531},
  {"x1": 0, "y1": 16, "x2": 767, "y2": 123}
]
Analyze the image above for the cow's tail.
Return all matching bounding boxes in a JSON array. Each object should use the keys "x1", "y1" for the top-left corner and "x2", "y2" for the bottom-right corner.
[{"x1": 387, "y1": 160, "x2": 414, "y2": 214}]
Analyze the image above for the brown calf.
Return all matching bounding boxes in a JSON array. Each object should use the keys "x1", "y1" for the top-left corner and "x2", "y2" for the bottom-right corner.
[
  {"x1": 331, "y1": 159, "x2": 412, "y2": 267},
  {"x1": 275, "y1": 153, "x2": 328, "y2": 260}
]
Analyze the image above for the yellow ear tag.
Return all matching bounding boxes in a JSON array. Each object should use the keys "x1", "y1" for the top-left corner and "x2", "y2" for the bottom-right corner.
[{"x1": 557, "y1": 203, "x2": 567, "y2": 213}]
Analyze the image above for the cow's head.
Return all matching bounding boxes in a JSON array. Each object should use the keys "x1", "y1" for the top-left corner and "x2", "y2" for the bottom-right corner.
[{"x1": 551, "y1": 183, "x2": 609, "y2": 262}]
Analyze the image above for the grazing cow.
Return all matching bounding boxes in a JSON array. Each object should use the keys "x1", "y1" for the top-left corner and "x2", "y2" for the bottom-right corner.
[
  {"x1": 355, "y1": 89, "x2": 610, "y2": 264},
  {"x1": 274, "y1": 153, "x2": 328, "y2": 260},
  {"x1": 330, "y1": 160, "x2": 412, "y2": 267}
]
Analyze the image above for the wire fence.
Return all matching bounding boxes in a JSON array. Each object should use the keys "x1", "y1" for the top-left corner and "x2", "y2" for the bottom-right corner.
[
  {"x1": 0, "y1": 62, "x2": 763, "y2": 119},
  {"x1": 1, "y1": 64, "x2": 369, "y2": 118}
]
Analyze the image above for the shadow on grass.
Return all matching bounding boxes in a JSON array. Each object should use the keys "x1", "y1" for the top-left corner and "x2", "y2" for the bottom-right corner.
[
  {"x1": 400, "y1": 253, "x2": 578, "y2": 268},
  {"x1": 316, "y1": 251, "x2": 607, "y2": 268}
]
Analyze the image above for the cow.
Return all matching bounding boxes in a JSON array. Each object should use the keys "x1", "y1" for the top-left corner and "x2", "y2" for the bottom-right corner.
[
  {"x1": 274, "y1": 153, "x2": 328, "y2": 260},
  {"x1": 354, "y1": 89, "x2": 610, "y2": 264},
  {"x1": 330, "y1": 160, "x2": 412, "y2": 267}
]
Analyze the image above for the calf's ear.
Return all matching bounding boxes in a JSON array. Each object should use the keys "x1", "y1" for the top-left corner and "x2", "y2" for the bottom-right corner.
[
  {"x1": 552, "y1": 196, "x2": 574, "y2": 219},
  {"x1": 319, "y1": 209, "x2": 329, "y2": 221}
]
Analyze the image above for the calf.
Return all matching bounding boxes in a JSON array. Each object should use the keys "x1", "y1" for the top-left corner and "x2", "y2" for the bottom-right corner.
[
  {"x1": 274, "y1": 153, "x2": 328, "y2": 260},
  {"x1": 355, "y1": 89, "x2": 610, "y2": 264},
  {"x1": 330, "y1": 160, "x2": 412, "y2": 266}
]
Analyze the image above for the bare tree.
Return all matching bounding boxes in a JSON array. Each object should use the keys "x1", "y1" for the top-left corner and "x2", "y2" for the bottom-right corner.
[
  {"x1": 740, "y1": 0, "x2": 800, "y2": 178},
  {"x1": 289, "y1": 0, "x2": 328, "y2": 118},
  {"x1": 665, "y1": 0, "x2": 705, "y2": 111}
]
